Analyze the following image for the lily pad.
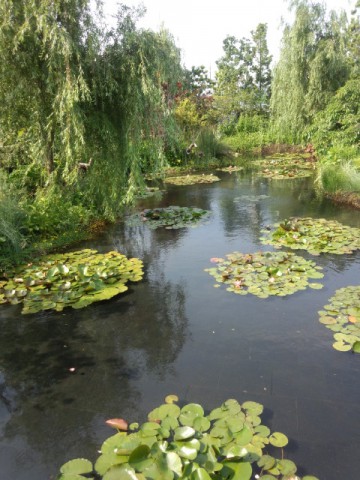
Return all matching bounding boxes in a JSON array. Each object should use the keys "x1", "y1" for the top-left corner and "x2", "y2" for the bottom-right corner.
[
  {"x1": 217, "y1": 166, "x2": 243, "y2": 173},
  {"x1": 318, "y1": 286, "x2": 360, "y2": 353},
  {"x1": 164, "y1": 174, "x2": 220, "y2": 186},
  {"x1": 126, "y1": 206, "x2": 210, "y2": 230},
  {"x1": 58, "y1": 396, "x2": 319, "y2": 480},
  {"x1": 0, "y1": 249, "x2": 143, "y2": 314},
  {"x1": 256, "y1": 166, "x2": 313, "y2": 179},
  {"x1": 205, "y1": 251, "x2": 324, "y2": 298},
  {"x1": 261, "y1": 217, "x2": 360, "y2": 255}
]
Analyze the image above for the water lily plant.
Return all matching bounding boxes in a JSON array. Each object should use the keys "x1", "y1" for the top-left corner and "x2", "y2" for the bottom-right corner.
[
  {"x1": 0, "y1": 249, "x2": 143, "y2": 314},
  {"x1": 57, "y1": 397, "x2": 319, "y2": 480},
  {"x1": 205, "y1": 251, "x2": 324, "y2": 299},
  {"x1": 164, "y1": 174, "x2": 220, "y2": 186},
  {"x1": 127, "y1": 206, "x2": 211, "y2": 230},
  {"x1": 261, "y1": 217, "x2": 360, "y2": 255},
  {"x1": 318, "y1": 285, "x2": 360, "y2": 353}
]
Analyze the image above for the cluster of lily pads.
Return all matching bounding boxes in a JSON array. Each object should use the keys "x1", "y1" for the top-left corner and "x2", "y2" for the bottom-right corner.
[
  {"x1": 205, "y1": 251, "x2": 324, "y2": 299},
  {"x1": 164, "y1": 174, "x2": 220, "y2": 186},
  {"x1": 0, "y1": 249, "x2": 143, "y2": 314},
  {"x1": 127, "y1": 206, "x2": 211, "y2": 230},
  {"x1": 256, "y1": 167, "x2": 313, "y2": 180},
  {"x1": 318, "y1": 286, "x2": 360, "y2": 353},
  {"x1": 217, "y1": 166, "x2": 243, "y2": 173},
  {"x1": 253, "y1": 157, "x2": 315, "y2": 180},
  {"x1": 260, "y1": 217, "x2": 360, "y2": 255},
  {"x1": 58, "y1": 396, "x2": 319, "y2": 480},
  {"x1": 255, "y1": 158, "x2": 314, "y2": 169}
]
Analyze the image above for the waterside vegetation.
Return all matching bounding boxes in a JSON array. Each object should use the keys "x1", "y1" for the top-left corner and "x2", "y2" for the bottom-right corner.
[{"x1": 0, "y1": 0, "x2": 359, "y2": 269}]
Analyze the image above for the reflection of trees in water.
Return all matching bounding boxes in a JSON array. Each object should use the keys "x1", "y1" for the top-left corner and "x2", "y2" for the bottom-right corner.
[
  {"x1": 0, "y1": 213, "x2": 189, "y2": 477},
  {"x1": 216, "y1": 174, "x2": 268, "y2": 242}
]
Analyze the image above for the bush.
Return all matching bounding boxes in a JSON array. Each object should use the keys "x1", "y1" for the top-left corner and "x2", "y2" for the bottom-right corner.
[
  {"x1": 317, "y1": 161, "x2": 360, "y2": 194},
  {"x1": 0, "y1": 171, "x2": 26, "y2": 254}
]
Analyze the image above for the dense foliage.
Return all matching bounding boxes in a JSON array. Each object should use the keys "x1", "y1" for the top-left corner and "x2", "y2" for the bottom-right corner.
[
  {"x1": 57, "y1": 397, "x2": 320, "y2": 480},
  {"x1": 0, "y1": 0, "x2": 359, "y2": 266}
]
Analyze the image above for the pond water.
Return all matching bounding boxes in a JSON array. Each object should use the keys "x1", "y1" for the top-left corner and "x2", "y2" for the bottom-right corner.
[{"x1": 0, "y1": 169, "x2": 359, "y2": 480}]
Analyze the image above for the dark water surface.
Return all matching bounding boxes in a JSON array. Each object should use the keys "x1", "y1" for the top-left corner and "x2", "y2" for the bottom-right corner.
[{"x1": 0, "y1": 170, "x2": 359, "y2": 480}]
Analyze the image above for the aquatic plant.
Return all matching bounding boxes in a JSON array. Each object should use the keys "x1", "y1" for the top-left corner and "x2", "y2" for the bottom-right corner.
[
  {"x1": 217, "y1": 166, "x2": 243, "y2": 173},
  {"x1": 318, "y1": 286, "x2": 360, "y2": 353},
  {"x1": 164, "y1": 174, "x2": 220, "y2": 186},
  {"x1": 127, "y1": 206, "x2": 211, "y2": 230},
  {"x1": 261, "y1": 217, "x2": 360, "y2": 255},
  {"x1": 57, "y1": 396, "x2": 319, "y2": 480},
  {"x1": 0, "y1": 249, "x2": 143, "y2": 314},
  {"x1": 205, "y1": 251, "x2": 323, "y2": 299},
  {"x1": 256, "y1": 167, "x2": 313, "y2": 180}
]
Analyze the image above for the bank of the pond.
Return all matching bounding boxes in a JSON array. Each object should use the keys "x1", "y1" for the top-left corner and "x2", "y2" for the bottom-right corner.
[{"x1": 326, "y1": 191, "x2": 360, "y2": 210}]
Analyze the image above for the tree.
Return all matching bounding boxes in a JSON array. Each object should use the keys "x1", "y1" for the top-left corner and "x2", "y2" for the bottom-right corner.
[
  {"x1": 270, "y1": 0, "x2": 350, "y2": 142},
  {"x1": 250, "y1": 23, "x2": 272, "y2": 113},
  {"x1": 214, "y1": 24, "x2": 272, "y2": 131},
  {"x1": 0, "y1": 0, "x2": 92, "y2": 180}
]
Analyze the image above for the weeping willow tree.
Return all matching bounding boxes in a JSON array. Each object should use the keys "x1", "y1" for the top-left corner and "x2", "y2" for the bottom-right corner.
[
  {"x1": 270, "y1": 0, "x2": 350, "y2": 142},
  {"x1": 0, "y1": 1, "x2": 184, "y2": 227},
  {"x1": 0, "y1": 0, "x2": 92, "y2": 185},
  {"x1": 82, "y1": 10, "x2": 183, "y2": 216}
]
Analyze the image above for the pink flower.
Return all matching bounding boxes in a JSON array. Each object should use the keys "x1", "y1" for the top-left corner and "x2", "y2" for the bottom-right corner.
[
  {"x1": 105, "y1": 418, "x2": 128, "y2": 431},
  {"x1": 210, "y1": 257, "x2": 223, "y2": 263},
  {"x1": 234, "y1": 280, "x2": 242, "y2": 289}
]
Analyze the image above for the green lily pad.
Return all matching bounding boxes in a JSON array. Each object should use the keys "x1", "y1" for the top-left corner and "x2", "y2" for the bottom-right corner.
[
  {"x1": 205, "y1": 251, "x2": 323, "y2": 298},
  {"x1": 261, "y1": 217, "x2": 360, "y2": 255},
  {"x1": 60, "y1": 458, "x2": 93, "y2": 475},
  {"x1": 0, "y1": 250, "x2": 143, "y2": 314},
  {"x1": 126, "y1": 206, "x2": 210, "y2": 230},
  {"x1": 164, "y1": 174, "x2": 220, "y2": 185},
  {"x1": 269, "y1": 432, "x2": 288, "y2": 447},
  {"x1": 58, "y1": 396, "x2": 319, "y2": 480},
  {"x1": 318, "y1": 286, "x2": 360, "y2": 353}
]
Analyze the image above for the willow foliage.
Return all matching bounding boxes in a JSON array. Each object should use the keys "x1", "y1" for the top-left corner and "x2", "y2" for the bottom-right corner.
[
  {"x1": 0, "y1": 0, "x2": 91, "y2": 182},
  {"x1": 270, "y1": 0, "x2": 350, "y2": 142},
  {"x1": 0, "y1": 1, "x2": 184, "y2": 222}
]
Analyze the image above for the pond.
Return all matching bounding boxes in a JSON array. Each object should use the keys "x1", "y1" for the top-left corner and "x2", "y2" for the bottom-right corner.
[{"x1": 0, "y1": 169, "x2": 359, "y2": 480}]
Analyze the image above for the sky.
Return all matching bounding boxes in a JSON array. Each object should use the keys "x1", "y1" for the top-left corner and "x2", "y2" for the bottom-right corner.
[{"x1": 102, "y1": 0, "x2": 353, "y2": 76}]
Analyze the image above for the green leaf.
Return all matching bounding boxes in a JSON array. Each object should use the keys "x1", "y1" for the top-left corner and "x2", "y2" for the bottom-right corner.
[
  {"x1": 129, "y1": 445, "x2": 151, "y2": 470},
  {"x1": 333, "y1": 341, "x2": 352, "y2": 352},
  {"x1": 191, "y1": 467, "x2": 212, "y2": 480},
  {"x1": 221, "y1": 461, "x2": 252, "y2": 480},
  {"x1": 95, "y1": 453, "x2": 128, "y2": 475},
  {"x1": 174, "y1": 426, "x2": 195, "y2": 440},
  {"x1": 103, "y1": 465, "x2": 138, "y2": 480},
  {"x1": 269, "y1": 432, "x2": 288, "y2": 448},
  {"x1": 352, "y1": 341, "x2": 360, "y2": 353},
  {"x1": 60, "y1": 458, "x2": 93, "y2": 475}
]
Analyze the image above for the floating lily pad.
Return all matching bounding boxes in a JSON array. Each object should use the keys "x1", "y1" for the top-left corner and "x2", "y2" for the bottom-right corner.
[
  {"x1": 318, "y1": 286, "x2": 360, "y2": 354},
  {"x1": 217, "y1": 166, "x2": 243, "y2": 173},
  {"x1": 164, "y1": 174, "x2": 220, "y2": 185},
  {"x1": 126, "y1": 206, "x2": 210, "y2": 230},
  {"x1": 205, "y1": 251, "x2": 324, "y2": 298},
  {"x1": 256, "y1": 167, "x2": 313, "y2": 179},
  {"x1": 59, "y1": 396, "x2": 318, "y2": 480},
  {"x1": 0, "y1": 249, "x2": 143, "y2": 314},
  {"x1": 254, "y1": 157, "x2": 315, "y2": 170},
  {"x1": 261, "y1": 217, "x2": 360, "y2": 255}
]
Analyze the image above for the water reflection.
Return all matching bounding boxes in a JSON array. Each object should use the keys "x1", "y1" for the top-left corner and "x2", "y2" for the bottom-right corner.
[{"x1": 0, "y1": 169, "x2": 359, "y2": 480}]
